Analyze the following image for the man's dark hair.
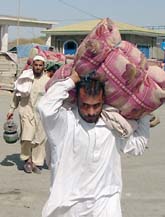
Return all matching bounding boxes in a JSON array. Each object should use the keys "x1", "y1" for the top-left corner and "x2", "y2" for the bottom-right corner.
[{"x1": 76, "y1": 72, "x2": 105, "y2": 96}]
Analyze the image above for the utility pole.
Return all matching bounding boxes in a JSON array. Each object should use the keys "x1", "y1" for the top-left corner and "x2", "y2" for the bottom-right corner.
[{"x1": 16, "y1": 0, "x2": 20, "y2": 47}]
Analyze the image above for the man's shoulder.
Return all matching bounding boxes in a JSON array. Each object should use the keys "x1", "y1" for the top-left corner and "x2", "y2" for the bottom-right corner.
[
  {"x1": 20, "y1": 69, "x2": 34, "y2": 78},
  {"x1": 22, "y1": 68, "x2": 33, "y2": 74}
]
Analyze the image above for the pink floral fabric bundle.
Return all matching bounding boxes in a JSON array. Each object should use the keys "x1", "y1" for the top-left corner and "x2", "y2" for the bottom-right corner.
[
  {"x1": 46, "y1": 63, "x2": 73, "y2": 90},
  {"x1": 97, "y1": 48, "x2": 165, "y2": 119},
  {"x1": 46, "y1": 18, "x2": 165, "y2": 119},
  {"x1": 73, "y1": 17, "x2": 121, "y2": 75},
  {"x1": 35, "y1": 46, "x2": 66, "y2": 64},
  {"x1": 23, "y1": 46, "x2": 66, "y2": 70}
]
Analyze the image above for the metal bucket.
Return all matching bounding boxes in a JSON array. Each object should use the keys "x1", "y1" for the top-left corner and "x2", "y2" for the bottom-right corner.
[{"x1": 3, "y1": 120, "x2": 19, "y2": 143}]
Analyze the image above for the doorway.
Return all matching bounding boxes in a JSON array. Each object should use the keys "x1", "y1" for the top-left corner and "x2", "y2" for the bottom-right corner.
[{"x1": 64, "y1": 40, "x2": 78, "y2": 55}]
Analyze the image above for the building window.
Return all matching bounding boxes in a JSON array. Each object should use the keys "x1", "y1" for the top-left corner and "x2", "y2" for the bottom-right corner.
[{"x1": 63, "y1": 40, "x2": 78, "y2": 55}]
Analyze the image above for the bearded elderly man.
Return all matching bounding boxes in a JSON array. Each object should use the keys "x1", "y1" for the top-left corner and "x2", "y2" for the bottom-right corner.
[
  {"x1": 7, "y1": 55, "x2": 49, "y2": 174},
  {"x1": 38, "y1": 68, "x2": 151, "y2": 217}
]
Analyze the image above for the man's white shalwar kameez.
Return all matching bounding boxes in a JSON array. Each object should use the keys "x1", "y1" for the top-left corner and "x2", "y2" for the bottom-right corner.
[{"x1": 38, "y1": 78, "x2": 150, "y2": 217}]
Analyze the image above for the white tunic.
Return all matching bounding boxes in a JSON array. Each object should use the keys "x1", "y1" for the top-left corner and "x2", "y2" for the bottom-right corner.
[{"x1": 38, "y1": 78, "x2": 150, "y2": 217}]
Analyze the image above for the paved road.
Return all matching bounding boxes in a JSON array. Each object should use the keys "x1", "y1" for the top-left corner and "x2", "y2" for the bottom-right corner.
[
  {"x1": 0, "y1": 90, "x2": 165, "y2": 217},
  {"x1": 122, "y1": 106, "x2": 165, "y2": 217}
]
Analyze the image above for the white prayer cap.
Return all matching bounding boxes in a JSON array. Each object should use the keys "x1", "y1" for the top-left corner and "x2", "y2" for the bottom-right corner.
[{"x1": 33, "y1": 55, "x2": 45, "y2": 62}]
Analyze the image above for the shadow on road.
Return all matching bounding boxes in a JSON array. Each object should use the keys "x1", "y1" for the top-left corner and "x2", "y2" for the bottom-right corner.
[
  {"x1": 0, "y1": 153, "x2": 24, "y2": 170},
  {"x1": 0, "y1": 153, "x2": 49, "y2": 171}
]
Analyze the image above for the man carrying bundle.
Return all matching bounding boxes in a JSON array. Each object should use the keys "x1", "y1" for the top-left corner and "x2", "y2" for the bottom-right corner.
[{"x1": 38, "y1": 68, "x2": 151, "y2": 217}]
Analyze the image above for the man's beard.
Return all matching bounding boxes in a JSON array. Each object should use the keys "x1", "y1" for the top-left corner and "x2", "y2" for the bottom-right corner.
[
  {"x1": 33, "y1": 71, "x2": 43, "y2": 78},
  {"x1": 79, "y1": 111, "x2": 100, "y2": 123}
]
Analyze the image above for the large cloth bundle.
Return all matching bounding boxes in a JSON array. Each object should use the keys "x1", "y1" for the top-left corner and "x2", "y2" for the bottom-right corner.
[
  {"x1": 73, "y1": 18, "x2": 121, "y2": 75},
  {"x1": 46, "y1": 18, "x2": 165, "y2": 119},
  {"x1": 34, "y1": 46, "x2": 66, "y2": 64},
  {"x1": 23, "y1": 45, "x2": 66, "y2": 70}
]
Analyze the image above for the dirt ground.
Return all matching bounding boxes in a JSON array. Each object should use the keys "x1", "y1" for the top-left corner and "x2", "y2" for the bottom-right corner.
[{"x1": 0, "y1": 90, "x2": 165, "y2": 217}]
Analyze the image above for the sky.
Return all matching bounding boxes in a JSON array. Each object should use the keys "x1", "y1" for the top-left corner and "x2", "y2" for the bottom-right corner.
[{"x1": 0, "y1": 0, "x2": 165, "y2": 40}]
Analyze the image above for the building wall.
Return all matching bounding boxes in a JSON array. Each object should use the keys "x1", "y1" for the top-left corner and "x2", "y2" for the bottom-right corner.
[
  {"x1": 151, "y1": 47, "x2": 164, "y2": 60},
  {"x1": 121, "y1": 34, "x2": 155, "y2": 46},
  {"x1": 52, "y1": 35, "x2": 84, "y2": 53},
  {"x1": 0, "y1": 25, "x2": 8, "y2": 51},
  {"x1": 51, "y1": 33, "x2": 162, "y2": 59}
]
